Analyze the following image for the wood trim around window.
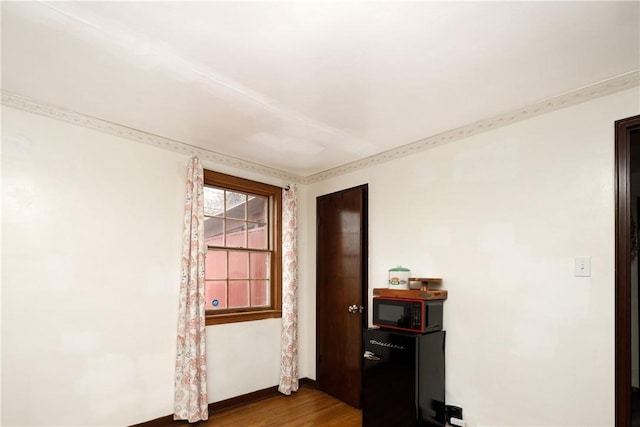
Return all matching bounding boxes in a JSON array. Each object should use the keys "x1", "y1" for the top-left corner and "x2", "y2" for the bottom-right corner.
[
  {"x1": 206, "y1": 309, "x2": 282, "y2": 325},
  {"x1": 203, "y1": 169, "x2": 282, "y2": 325}
]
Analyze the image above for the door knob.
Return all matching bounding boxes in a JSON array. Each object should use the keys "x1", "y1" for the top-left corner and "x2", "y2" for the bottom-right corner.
[{"x1": 348, "y1": 304, "x2": 364, "y2": 314}]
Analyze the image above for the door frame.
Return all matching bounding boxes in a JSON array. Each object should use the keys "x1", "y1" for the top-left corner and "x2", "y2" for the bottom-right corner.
[{"x1": 616, "y1": 115, "x2": 640, "y2": 427}]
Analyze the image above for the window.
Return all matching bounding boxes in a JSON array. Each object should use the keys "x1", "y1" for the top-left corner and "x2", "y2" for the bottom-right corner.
[{"x1": 203, "y1": 170, "x2": 282, "y2": 325}]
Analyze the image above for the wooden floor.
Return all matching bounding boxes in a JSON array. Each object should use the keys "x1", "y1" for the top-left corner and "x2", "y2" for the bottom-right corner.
[{"x1": 188, "y1": 388, "x2": 362, "y2": 427}]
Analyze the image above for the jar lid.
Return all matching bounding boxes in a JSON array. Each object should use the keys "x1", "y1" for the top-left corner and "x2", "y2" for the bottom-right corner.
[{"x1": 389, "y1": 266, "x2": 410, "y2": 272}]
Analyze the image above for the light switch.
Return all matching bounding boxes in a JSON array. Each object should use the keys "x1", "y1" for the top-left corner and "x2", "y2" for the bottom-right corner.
[{"x1": 575, "y1": 257, "x2": 591, "y2": 277}]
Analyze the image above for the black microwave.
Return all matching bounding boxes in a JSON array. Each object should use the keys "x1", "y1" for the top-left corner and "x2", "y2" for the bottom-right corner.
[{"x1": 372, "y1": 297, "x2": 443, "y2": 333}]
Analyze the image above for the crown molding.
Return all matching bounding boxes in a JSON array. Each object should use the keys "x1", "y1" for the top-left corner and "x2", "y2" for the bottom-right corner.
[
  {"x1": 305, "y1": 69, "x2": 640, "y2": 183},
  {"x1": 0, "y1": 91, "x2": 305, "y2": 184},
  {"x1": 3, "y1": 69, "x2": 638, "y2": 185}
]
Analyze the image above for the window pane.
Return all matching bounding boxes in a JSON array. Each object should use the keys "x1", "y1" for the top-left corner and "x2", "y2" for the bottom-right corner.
[
  {"x1": 229, "y1": 251, "x2": 249, "y2": 279},
  {"x1": 226, "y1": 192, "x2": 247, "y2": 220},
  {"x1": 226, "y1": 219, "x2": 247, "y2": 248},
  {"x1": 205, "y1": 281, "x2": 227, "y2": 310},
  {"x1": 204, "y1": 187, "x2": 224, "y2": 217},
  {"x1": 248, "y1": 223, "x2": 267, "y2": 250},
  {"x1": 251, "y1": 280, "x2": 269, "y2": 307},
  {"x1": 248, "y1": 195, "x2": 267, "y2": 222},
  {"x1": 250, "y1": 252, "x2": 269, "y2": 279},
  {"x1": 205, "y1": 250, "x2": 227, "y2": 279},
  {"x1": 229, "y1": 281, "x2": 249, "y2": 308},
  {"x1": 202, "y1": 169, "x2": 282, "y2": 322},
  {"x1": 204, "y1": 217, "x2": 224, "y2": 245}
]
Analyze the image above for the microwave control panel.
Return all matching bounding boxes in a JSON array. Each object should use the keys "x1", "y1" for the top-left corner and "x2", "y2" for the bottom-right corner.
[{"x1": 411, "y1": 301, "x2": 423, "y2": 329}]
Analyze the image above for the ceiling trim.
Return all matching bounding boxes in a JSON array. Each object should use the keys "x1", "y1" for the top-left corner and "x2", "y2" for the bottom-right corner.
[
  {"x1": 305, "y1": 69, "x2": 640, "y2": 183},
  {"x1": 0, "y1": 91, "x2": 304, "y2": 184},
  {"x1": 2, "y1": 69, "x2": 638, "y2": 185}
]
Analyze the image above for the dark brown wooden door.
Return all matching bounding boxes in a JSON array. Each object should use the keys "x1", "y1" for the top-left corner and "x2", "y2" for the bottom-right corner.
[
  {"x1": 616, "y1": 115, "x2": 640, "y2": 427},
  {"x1": 316, "y1": 185, "x2": 368, "y2": 408}
]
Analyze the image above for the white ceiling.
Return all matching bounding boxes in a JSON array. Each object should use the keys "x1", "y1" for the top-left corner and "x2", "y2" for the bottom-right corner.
[{"x1": 2, "y1": 1, "x2": 639, "y2": 178}]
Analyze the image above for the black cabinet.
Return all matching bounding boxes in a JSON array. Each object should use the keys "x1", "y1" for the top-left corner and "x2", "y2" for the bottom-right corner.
[{"x1": 362, "y1": 328, "x2": 446, "y2": 427}]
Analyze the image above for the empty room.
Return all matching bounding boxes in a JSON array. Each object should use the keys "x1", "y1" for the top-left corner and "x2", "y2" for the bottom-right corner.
[{"x1": 2, "y1": 2, "x2": 639, "y2": 426}]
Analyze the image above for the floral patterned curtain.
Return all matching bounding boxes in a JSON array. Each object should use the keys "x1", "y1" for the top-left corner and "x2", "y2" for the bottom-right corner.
[
  {"x1": 174, "y1": 157, "x2": 208, "y2": 422},
  {"x1": 279, "y1": 184, "x2": 299, "y2": 395}
]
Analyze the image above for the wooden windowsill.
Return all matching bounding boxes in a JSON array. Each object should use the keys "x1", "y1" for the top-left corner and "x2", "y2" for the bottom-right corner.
[{"x1": 206, "y1": 309, "x2": 282, "y2": 325}]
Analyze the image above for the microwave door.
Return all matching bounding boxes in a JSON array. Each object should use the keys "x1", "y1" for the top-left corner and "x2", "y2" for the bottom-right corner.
[
  {"x1": 374, "y1": 299, "x2": 401, "y2": 327},
  {"x1": 374, "y1": 298, "x2": 417, "y2": 331}
]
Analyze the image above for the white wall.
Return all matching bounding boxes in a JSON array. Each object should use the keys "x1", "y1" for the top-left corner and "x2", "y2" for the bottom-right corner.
[
  {"x1": 1, "y1": 107, "x2": 289, "y2": 426},
  {"x1": 4, "y1": 87, "x2": 639, "y2": 427},
  {"x1": 300, "y1": 88, "x2": 639, "y2": 426}
]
